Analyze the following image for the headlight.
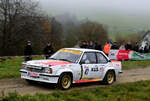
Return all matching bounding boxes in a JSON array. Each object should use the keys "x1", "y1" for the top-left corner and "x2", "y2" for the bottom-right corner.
[
  {"x1": 44, "y1": 67, "x2": 53, "y2": 74},
  {"x1": 44, "y1": 67, "x2": 49, "y2": 73}
]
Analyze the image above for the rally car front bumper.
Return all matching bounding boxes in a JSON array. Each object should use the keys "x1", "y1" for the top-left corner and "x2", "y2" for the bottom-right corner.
[{"x1": 20, "y1": 69, "x2": 59, "y2": 84}]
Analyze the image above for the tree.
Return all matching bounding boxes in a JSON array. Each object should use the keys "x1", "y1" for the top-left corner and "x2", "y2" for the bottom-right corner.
[
  {"x1": 0, "y1": 0, "x2": 45, "y2": 55},
  {"x1": 64, "y1": 27, "x2": 78, "y2": 47},
  {"x1": 77, "y1": 21, "x2": 108, "y2": 44},
  {"x1": 63, "y1": 21, "x2": 108, "y2": 47},
  {"x1": 42, "y1": 17, "x2": 63, "y2": 51},
  {"x1": 115, "y1": 33, "x2": 142, "y2": 46}
]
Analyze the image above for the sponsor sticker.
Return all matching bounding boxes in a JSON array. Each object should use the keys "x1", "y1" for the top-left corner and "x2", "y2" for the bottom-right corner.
[
  {"x1": 28, "y1": 72, "x2": 39, "y2": 77},
  {"x1": 59, "y1": 49, "x2": 82, "y2": 55},
  {"x1": 84, "y1": 67, "x2": 89, "y2": 75},
  {"x1": 61, "y1": 65, "x2": 66, "y2": 67},
  {"x1": 99, "y1": 67, "x2": 104, "y2": 72}
]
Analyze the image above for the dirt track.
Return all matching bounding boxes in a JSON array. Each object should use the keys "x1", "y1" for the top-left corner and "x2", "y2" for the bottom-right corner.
[{"x1": 0, "y1": 67, "x2": 150, "y2": 96}]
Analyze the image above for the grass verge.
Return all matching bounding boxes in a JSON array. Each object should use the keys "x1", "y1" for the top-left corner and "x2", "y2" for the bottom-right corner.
[
  {"x1": 122, "y1": 60, "x2": 150, "y2": 70},
  {"x1": 0, "y1": 57, "x2": 44, "y2": 79},
  {"x1": 0, "y1": 80, "x2": 150, "y2": 101}
]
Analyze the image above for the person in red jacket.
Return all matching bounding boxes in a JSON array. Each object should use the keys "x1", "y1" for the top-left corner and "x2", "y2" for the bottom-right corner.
[{"x1": 103, "y1": 42, "x2": 111, "y2": 55}]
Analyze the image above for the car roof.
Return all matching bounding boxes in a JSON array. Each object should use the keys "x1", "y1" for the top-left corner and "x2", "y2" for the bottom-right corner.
[
  {"x1": 63, "y1": 48, "x2": 102, "y2": 53},
  {"x1": 62, "y1": 48, "x2": 110, "y2": 61}
]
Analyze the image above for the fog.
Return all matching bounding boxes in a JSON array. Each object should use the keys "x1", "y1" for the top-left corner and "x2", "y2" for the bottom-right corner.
[
  {"x1": 39, "y1": 0, "x2": 150, "y2": 30},
  {"x1": 39, "y1": 0, "x2": 150, "y2": 12}
]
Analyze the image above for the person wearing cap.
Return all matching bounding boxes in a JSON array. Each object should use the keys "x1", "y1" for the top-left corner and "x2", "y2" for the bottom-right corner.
[
  {"x1": 43, "y1": 42, "x2": 54, "y2": 59},
  {"x1": 24, "y1": 41, "x2": 33, "y2": 61}
]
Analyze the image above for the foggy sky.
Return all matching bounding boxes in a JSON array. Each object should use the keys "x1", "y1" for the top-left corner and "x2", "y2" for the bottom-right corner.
[
  {"x1": 39, "y1": 0, "x2": 150, "y2": 29},
  {"x1": 39, "y1": 0, "x2": 150, "y2": 13}
]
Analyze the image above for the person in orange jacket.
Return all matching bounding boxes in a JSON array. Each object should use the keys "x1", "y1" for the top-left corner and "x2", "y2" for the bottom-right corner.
[{"x1": 103, "y1": 42, "x2": 111, "y2": 55}]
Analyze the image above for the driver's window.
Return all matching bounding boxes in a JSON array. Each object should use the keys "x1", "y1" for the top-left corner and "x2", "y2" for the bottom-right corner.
[
  {"x1": 80, "y1": 52, "x2": 96, "y2": 64},
  {"x1": 96, "y1": 53, "x2": 108, "y2": 64}
]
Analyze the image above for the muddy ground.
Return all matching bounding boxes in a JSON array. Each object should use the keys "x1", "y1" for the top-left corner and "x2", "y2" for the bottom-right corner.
[{"x1": 0, "y1": 67, "x2": 150, "y2": 96}]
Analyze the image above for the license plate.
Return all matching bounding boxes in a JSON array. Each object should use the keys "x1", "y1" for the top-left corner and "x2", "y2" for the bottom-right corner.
[{"x1": 28, "y1": 72, "x2": 39, "y2": 77}]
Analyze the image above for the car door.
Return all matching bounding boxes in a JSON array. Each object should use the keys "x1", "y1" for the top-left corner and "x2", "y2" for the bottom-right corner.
[
  {"x1": 80, "y1": 52, "x2": 99, "y2": 80},
  {"x1": 96, "y1": 52, "x2": 109, "y2": 79}
]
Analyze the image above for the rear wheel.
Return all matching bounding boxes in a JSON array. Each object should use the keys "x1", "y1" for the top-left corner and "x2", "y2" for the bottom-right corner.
[
  {"x1": 58, "y1": 73, "x2": 72, "y2": 90},
  {"x1": 103, "y1": 70, "x2": 115, "y2": 85}
]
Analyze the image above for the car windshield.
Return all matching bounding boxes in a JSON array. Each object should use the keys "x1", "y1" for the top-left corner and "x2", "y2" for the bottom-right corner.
[{"x1": 49, "y1": 49, "x2": 82, "y2": 63}]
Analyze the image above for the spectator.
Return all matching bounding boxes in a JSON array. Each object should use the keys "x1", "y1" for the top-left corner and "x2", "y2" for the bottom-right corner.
[
  {"x1": 133, "y1": 42, "x2": 139, "y2": 52},
  {"x1": 80, "y1": 41, "x2": 87, "y2": 48},
  {"x1": 119, "y1": 44, "x2": 126, "y2": 50},
  {"x1": 95, "y1": 42, "x2": 102, "y2": 51},
  {"x1": 85, "y1": 41, "x2": 89, "y2": 49},
  {"x1": 125, "y1": 41, "x2": 132, "y2": 50},
  {"x1": 111, "y1": 42, "x2": 119, "y2": 49},
  {"x1": 24, "y1": 41, "x2": 32, "y2": 61},
  {"x1": 139, "y1": 47, "x2": 144, "y2": 53},
  {"x1": 88, "y1": 41, "x2": 95, "y2": 49},
  {"x1": 103, "y1": 41, "x2": 111, "y2": 55},
  {"x1": 144, "y1": 43, "x2": 149, "y2": 53},
  {"x1": 43, "y1": 42, "x2": 54, "y2": 59}
]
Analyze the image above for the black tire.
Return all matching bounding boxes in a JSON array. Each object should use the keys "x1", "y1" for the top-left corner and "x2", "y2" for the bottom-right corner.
[
  {"x1": 103, "y1": 70, "x2": 115, "y2": 85},
  {"x1": 58, "y1": 73, "x2": 72, "y2": 90}
]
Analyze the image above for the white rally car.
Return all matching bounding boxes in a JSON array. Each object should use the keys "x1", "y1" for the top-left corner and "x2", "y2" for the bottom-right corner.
[{"x1": 20, "y1": 48, "x2": 122, "y2": 89}]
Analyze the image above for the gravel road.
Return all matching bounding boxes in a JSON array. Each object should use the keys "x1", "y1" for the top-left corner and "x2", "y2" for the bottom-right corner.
[{"x1": 0, "y1": 67, "x2": 150, "y2": 96}]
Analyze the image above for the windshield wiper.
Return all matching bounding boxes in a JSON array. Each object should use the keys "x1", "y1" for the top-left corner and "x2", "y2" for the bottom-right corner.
[{"x1": 59, "y1": 59, "x2": 73, "y2": 63}]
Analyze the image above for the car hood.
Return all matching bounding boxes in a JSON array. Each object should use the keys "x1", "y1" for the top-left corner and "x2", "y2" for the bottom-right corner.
[{"x1": 25, "y1": 60, "x2": 73, "y2": 67}]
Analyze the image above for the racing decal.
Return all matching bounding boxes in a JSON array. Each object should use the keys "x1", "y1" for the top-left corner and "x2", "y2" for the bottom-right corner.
[
  {"x1": 58, "y1": 49, "x2": 82, "y2": 55},
  {"x1": 61, "y1": 64, "x2": 66, "y2": 67},
  {"x1": 84, "y1": 65, "x2": 87, "y2": 69},
  {"x1": 75, "y1": 78, "x2": 101, "y2": 83},
  {"x1": 115, "y1": 64, "x2": 120, "y2": 67},
  {"x1": 84, "y1": 67, "x2": 89, "y2": 75},
  {"x1": 91, "y1": 68, "x2": 98, "y2": 72},
  {"x1": 99, "y1": 67, "x2": 104, "y2": 72},
  {"x1": 111, "y1": 60, "x2": 121, "y2": 68},
  {"x1": 91, "y1": 66, "x2": 99, "y2": 72},
  {"x1": 42, "y1": 60, "x2": 72, "y2": 66},
  {"x1": 111, "y1": 60, "x2": 121, "y2": 63},
  {"x1": 28, "y1": 72, "x2": 39, "y2": 77},
  {"x1": 81, "y1": 77, "x2": 89, "y2": 80}
]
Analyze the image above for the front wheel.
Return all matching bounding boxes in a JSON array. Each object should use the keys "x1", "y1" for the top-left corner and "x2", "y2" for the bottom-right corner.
[
  {"x1": 103, "y1": 71, "x2": 115, "y2": 85},
  {"x1": 58, "y1": 73, "x2": 72, "y2": 90}
]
